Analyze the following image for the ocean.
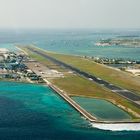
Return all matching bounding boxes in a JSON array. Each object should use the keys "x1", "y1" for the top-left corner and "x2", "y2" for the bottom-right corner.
[
  {"x1": 0, "y1": 81, "x2": 140, "y2": 140},
  {"x1": 0, "y1": 29, "x2": 140, "y2": 139},
  {"x1": 0, "y1": 29, "x2": 140, "y2": 60}
]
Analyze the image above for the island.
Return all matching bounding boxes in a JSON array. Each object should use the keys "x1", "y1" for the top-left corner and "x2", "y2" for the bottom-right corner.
[
  {"x1": 1, "y1": 45, "x2": 140, "y2": 125},
  {"x1": 95, "y1": 37, "x2": 140, "y2": 47}
]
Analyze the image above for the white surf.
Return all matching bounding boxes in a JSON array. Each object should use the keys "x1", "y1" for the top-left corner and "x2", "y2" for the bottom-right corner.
[{"x1": 91, "y1": 122, "x2": 140, "y2": 131}]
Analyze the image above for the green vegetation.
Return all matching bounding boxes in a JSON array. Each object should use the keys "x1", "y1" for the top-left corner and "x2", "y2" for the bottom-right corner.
[
  {"x1": 21, "y1": 46, "x2": 140, "y2": 119},
  {"x1": 23, "y1": 47, "x2": 67, "y2": 72},
  {"x1": 51, "y1": 75, "x2": 140, "y2": 119},
  {"x1": 38, "y1": 49, "x2": 140, "y2": 95}
]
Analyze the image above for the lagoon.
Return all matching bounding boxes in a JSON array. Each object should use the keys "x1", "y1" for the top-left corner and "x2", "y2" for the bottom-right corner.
[{"x1": 72, "y1": 97, "x2": 131, "y2": 121}]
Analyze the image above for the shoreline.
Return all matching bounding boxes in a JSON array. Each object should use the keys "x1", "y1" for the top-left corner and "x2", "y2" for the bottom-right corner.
[
  {"x1": 15, "y1": 46, "x2": 140, "y2": 125},
  {"x1": 43, "y1": 78, "x2": 140, "y2": 124},
  {"x1": 1, "y1": 79, "x2": 140, "y2": 131},
  {"x1": 2, "y1": 78, "x2": 140, "y2": 125}
]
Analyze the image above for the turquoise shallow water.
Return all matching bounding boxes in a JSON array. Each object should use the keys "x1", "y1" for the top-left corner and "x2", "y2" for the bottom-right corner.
[
  {"x1": 0, "y1": 30, "x2": 140, "y2": 139},
  {"x1": 34, "y1": 30, "x2": 140, "y2": 60},
  {"x1": 72, "y1": 97, "x2": 131, "y2": 121},
  {"x1": 0, "y1": 81, "x2": 140, "y2": 140},
  {"x1": 0, "y1": 43, "x2": 17, "y2": 51},
  {"x1": 0, "y1": 29, "x2": 140, "y2": 60}
]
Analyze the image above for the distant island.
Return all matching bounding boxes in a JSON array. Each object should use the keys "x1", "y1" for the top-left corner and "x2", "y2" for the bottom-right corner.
[{"x1": 95, "y1": 37, "x2": 140, "y2": 47}]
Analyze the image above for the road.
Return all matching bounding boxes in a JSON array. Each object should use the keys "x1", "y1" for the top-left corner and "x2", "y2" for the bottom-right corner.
[{"x1": 27, "y1": 47, "x2": 140, "y2": 108}]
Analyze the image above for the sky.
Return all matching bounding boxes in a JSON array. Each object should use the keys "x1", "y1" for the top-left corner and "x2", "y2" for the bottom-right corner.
[{"x1": 0, "y1": 0, "x2": 140, "y2": 29}]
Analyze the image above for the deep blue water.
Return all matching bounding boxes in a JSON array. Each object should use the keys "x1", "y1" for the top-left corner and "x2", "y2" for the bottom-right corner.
[
  {"x1": 0, "y1": 81, "x2": 140, "y2": 140},
  {"x1": 0, "y1": 29, "x2": 140, "y2": 139}
]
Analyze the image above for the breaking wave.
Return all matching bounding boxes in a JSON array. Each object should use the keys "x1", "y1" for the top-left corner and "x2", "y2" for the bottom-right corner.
[{"x1": 91, "y1": 122, "x2": 140, "y2": 131}]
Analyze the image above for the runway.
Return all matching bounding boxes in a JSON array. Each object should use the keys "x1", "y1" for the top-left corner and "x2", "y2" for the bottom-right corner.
[{"x1": 27, "y1": 47, "x2": 140, "y2": 108}]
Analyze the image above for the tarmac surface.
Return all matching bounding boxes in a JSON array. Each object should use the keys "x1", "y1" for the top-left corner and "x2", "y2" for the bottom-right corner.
[{"x1": 27, "y1": 47, "x2": 140, "y2": 108}]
